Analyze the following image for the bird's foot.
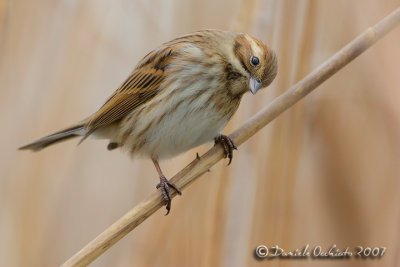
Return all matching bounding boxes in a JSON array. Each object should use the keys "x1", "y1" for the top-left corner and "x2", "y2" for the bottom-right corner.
[
  {"x1": 214, "y1": 134, "x2": 238, "y2": 165},
  {"x1": 156, "y1": 176, "x2": 182, "y2": 215}
]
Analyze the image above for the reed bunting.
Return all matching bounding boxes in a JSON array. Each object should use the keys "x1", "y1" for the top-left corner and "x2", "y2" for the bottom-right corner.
[{"x1": 20, "y1": 30, "x2": 278, "y2": 214}]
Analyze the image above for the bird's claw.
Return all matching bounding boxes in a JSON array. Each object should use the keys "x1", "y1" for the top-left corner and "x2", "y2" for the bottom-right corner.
[
  {"x1": 156, "y1": 176, "x2": 182, "y2": 215},
  {"x1": 214, "y1": 134, "x2": 238, "y2": 165}
]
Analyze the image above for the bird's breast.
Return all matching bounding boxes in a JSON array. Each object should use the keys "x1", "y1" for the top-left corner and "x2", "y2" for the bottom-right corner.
[
  {"x1": 118, "y1": 45, "x2": 242, "y2": 159},
  {"x1": 119, "y1": 86, "x2": 240, "y2": 160}
]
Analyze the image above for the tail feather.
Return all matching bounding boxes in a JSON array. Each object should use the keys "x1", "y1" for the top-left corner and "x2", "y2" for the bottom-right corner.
[{"x1": 19, "y1": 124, "x2": 86, "y2": 151}]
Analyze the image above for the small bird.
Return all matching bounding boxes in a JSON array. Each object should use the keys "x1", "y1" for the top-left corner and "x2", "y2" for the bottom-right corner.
[{"x1": 19, "y1": 30, "x2": 278, "y2": 214}]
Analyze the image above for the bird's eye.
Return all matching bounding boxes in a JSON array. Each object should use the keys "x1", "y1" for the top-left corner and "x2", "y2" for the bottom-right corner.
[{"x1": 251, "y1": 56, "x2": 260, "y2": 66}]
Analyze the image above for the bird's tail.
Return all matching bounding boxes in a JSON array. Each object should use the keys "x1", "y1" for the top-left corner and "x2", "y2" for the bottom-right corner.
[{"x1": 19, "y1": 123, "x2": 87, "y2": 151}]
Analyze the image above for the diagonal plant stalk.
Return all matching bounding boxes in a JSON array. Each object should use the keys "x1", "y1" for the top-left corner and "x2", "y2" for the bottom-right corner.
[{"x1": 62, "y1": 7, "x2": 400, "y2": 267}]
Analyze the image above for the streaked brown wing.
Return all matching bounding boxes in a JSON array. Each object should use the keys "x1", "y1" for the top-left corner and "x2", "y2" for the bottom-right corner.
[{"x1": 82, "y1": 46, "x2": 177, "y2": 139}]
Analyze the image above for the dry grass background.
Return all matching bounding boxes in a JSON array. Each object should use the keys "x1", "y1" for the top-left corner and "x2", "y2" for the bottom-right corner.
[{"x1": 1, "y1": 0, "x2": 400, "y2": 266}]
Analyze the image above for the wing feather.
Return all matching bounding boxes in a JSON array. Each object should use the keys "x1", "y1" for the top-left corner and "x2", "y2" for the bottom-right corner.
[{"x1": 82, "y1": 46, "x2": 178, "y2": 140}]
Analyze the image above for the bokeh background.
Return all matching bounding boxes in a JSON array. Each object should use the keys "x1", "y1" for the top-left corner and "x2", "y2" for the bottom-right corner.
[{"x1": 1, "y1": 0, "x2": 400, "y2": 266}]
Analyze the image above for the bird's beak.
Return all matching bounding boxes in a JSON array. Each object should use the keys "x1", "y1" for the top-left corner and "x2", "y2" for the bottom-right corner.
[{"x1": 249, "y1": 77, "x2": 262, "y2": 95}]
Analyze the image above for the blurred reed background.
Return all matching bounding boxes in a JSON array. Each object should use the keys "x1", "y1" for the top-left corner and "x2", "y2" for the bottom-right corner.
[{"x1": 1, "y1": 0, "x2": 400, "y2": 266}]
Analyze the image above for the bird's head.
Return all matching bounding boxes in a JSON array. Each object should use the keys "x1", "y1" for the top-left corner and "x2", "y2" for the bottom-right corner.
[{"x1": 232, "y1": 34, "x2": 278, "y2": 95}]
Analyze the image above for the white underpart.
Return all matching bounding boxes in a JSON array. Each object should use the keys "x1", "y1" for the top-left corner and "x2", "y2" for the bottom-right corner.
[{"x1": 141, "y1": 95, "x2": 228, "y2": 159}]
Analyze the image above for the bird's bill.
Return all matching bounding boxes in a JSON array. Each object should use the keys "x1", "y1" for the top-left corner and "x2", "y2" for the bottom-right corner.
[{"x1": 249, "y1": 77, "x2": 262, "y2": 95}]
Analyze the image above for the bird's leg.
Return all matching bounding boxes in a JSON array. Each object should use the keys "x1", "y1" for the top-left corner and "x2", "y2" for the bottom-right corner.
[
  {"x1": 152, "y1": 159, "x2": 182, "y2": 215},
  {"x1": 214, "y1": 134, "x2": 238, "y2": 165}
]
